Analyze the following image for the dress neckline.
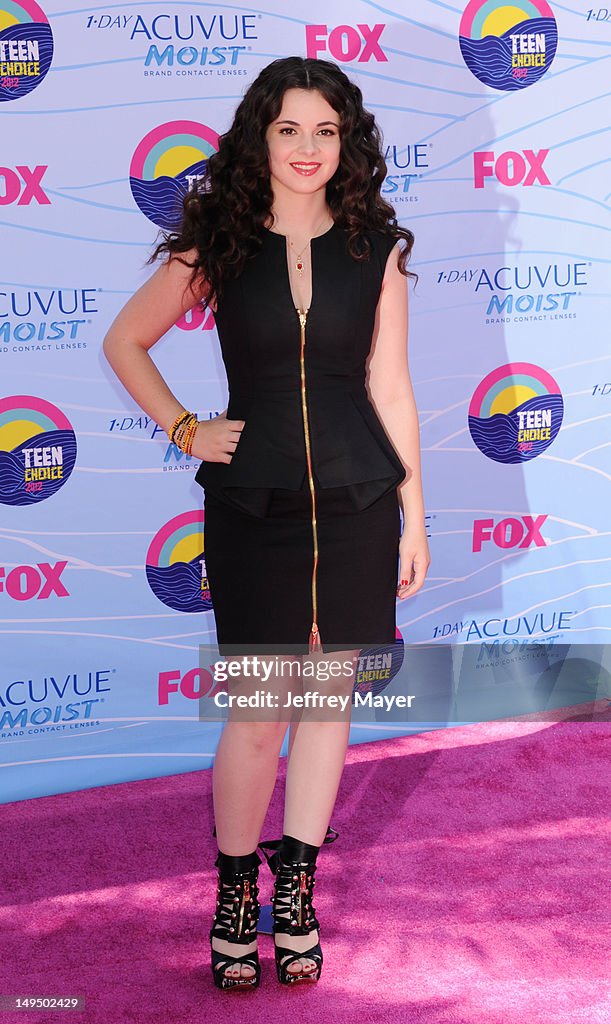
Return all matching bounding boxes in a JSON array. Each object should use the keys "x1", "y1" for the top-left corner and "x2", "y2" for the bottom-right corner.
[{"x1": 264, "y1": 221, "x2": 337, "y2": 242}]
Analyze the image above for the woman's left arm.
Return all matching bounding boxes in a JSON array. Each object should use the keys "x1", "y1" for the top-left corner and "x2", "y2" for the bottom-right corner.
[{"x1": 365, "y1": 242, "x2": 430, "y2": 600}]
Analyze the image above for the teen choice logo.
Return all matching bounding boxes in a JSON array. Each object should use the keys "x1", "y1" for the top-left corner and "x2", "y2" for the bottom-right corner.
[
  {"x1": 0, "y1": 395, "x2": 76, "y2": 505},
  {"x1": 146, "y1": 510, "x2": 212, "y2": 612},
  {"x1": 353, "y1": 632, "x2": 404, "y2": 700},
  {"x1": 130, "y1": 120, "x2": 219, "y2": 231},
  {"x1": 0, "y1": 0, "x2": 53, "y2": 102},
  {"x1": 469, "y1": 362, "x2": 563, "y2": 464},
  {"x1": 459, "y1": 0, "x2": 557, "y2": 91}
]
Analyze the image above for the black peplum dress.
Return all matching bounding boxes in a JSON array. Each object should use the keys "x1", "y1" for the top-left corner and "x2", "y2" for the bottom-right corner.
[{"x1": 195, "y1": 221, "x2": 407, "y2": 655}]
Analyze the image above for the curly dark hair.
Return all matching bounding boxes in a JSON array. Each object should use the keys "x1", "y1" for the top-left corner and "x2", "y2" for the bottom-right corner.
[{"x1": 148, "y1": 56, "x2": 417, "y2": 308}]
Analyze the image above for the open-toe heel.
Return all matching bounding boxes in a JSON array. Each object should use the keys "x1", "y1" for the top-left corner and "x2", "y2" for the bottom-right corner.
[
  {"x1": 209, "y1": 848, "x2": 262, "y2": 991},
  {"x1": 273, "y1": 855, "x2": 322, "y2": 983},
  {"x1": 260, "y1": 833, "x2": 327, "y2": 985}
]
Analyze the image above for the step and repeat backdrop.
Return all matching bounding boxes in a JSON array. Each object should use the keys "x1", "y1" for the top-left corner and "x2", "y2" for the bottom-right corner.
[{"x1": 1, "y1": 1, "x2": 609, "y2": 801}]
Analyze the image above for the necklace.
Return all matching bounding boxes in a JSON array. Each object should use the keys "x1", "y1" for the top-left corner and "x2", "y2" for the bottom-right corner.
[{"x1": 271, "y1": 213, "x2": 333, "y2": 276}]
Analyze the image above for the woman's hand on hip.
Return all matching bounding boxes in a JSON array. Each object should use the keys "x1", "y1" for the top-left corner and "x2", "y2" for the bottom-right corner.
[{"x1": 190, "y1": 409, "x2": 245, "y2": 463}]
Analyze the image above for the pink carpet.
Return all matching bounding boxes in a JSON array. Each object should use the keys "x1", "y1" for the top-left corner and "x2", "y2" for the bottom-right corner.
[{"x1": 1, "y1": 715, "x2": 609, "y2": 1024}]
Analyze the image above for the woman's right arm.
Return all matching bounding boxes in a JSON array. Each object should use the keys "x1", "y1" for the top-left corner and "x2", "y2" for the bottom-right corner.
[{"x1": 102, "y1": 249, "x2": 244, "y2": 463}]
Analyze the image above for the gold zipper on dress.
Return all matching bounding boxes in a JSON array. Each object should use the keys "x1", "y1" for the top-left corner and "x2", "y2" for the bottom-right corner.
[{"x1": 297, "y1": 307, "x2": 322, "y2": 654}]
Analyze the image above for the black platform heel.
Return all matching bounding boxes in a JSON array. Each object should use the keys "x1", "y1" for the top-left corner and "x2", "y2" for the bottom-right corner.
[
  {"x1": 209, "y1": 848, "x2": 262, "y2": 991},
  {"x1": 261, "y1": 833, "x2": 327, "y2": 985}
]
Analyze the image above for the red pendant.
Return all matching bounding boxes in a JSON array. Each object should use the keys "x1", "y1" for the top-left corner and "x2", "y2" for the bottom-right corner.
[{"x1": 296, "y1": 259, "x2": 304, "y2": 272}]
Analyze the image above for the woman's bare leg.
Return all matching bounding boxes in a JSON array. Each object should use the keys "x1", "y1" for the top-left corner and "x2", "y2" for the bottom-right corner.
[
  {"x1": 213, "y1": 719, "x2": 288, "y2": 852},
  {"x1": 211, "y1": 654, "x2": 299, "y2": 979},
  {"x1": 279, "y1": 648, "x2": 359, "y2": 974}
]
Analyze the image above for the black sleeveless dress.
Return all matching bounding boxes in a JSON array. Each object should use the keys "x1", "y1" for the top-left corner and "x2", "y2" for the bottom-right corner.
[{"x1": 195, "y1": 222, "x2": 407, "y2": 655}]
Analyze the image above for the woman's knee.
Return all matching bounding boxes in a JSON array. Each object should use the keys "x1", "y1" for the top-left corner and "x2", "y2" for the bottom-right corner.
[{"x1": 226, "y1": 718, "x2": 289, "y2": 756}]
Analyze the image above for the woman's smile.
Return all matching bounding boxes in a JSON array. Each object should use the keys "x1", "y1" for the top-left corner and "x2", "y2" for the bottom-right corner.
[{"x1": 290, "y1": 162, "x2": 322, "y2": 175}]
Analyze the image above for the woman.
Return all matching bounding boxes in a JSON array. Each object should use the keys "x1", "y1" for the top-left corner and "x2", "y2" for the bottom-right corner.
[{"x1": 103, "y1": 56, "x2": 430, "y2": 991}]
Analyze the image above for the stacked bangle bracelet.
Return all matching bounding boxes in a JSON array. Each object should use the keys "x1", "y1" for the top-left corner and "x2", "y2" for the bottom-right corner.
[{"x1": 168, "y1": 410, "x2": 199, "y2": 455}]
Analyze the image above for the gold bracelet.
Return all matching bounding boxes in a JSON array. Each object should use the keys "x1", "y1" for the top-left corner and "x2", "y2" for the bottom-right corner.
[
  {"x1": 173, "y1": 413, "x2": 199, "y2": 454},
  {"x1": 184, "y1": 418, "x2": 198, "y2": 455},
  {"x1": 174, "y1": 414, "x2": 196, "y2": 448},
  {"x1": 171, "y1": 411, "x2": 195, "y2": 448},
  {"x1": 169, "y1": 411, "x2": 189, "y2": 441},
  {"x1": 168, "y1": 409, "x2": 191, "y2": 444}
]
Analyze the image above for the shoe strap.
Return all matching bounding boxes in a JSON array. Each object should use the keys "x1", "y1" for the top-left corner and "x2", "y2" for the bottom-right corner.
[
  {"x1": 210, "y1": 945, "x2": 260, "y2": 970},
  {"x1": 210, "y1": 864, "x2": 261, "y2": 943},
  {"x1": 274, "y1": 940, "x2": 322, "y2": 966},
  {"x1": 257, "y1": 825, "x2": 339, "y2": 876},
  {"x1": 215, "y1": 847, "x2": 261, "y2": 880}
]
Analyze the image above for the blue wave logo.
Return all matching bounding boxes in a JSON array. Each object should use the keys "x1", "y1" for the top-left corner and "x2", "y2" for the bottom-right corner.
[
  {"x1": 0, "y1": 2, "x2": 53, "y2": 102},
  {"x1": 145, "y1": 555, "x2": 210, "y2": 614},
  {"x1": 145, "y1": 511, "x2": 212, "y2": 613},
  {"x1": 468, "y1": 363, "x2": 564, "y2": 464},
  {"x1": 0, "y1": 428, "x2": 77, "y2": 504},
  {"x1": 130, "y1": 158, "x2": 208, "y2": 232},
  {"x1": 469, "y1": 394, "x2": 564, "y2": 464},
  {"x1": 459, "y1": 1, "x2": 557, "y2": 91},
  {"x1": 353, "y1": 637, "x2": 405, "y2": 699},
  {"x1": 129, "y1": 120, "x2": 219, "y2": 230},
  {"x1": 0, "y1": 395, "x2": 77, "y2": 505}
]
